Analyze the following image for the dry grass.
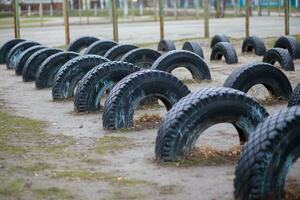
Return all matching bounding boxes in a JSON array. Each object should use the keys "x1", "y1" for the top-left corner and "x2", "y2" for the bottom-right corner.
[
  {"x1": 285, "y1": 179, "x2": 300, "y2": 200},
  {"x1": 134, "y1": 114, "x2": 163, "y2": 130}
]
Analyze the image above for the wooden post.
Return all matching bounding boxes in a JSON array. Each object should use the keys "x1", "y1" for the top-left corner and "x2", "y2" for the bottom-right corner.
[
  {"x1": 204, "y1": 0, "x2": 209, "y2": 38},
  {"x1": 284, "y1": 0, "x2": 290, "y2": 35},
  {"x1": 111, "y1": 0, "x2": 119, "y2": 42},
  {"x1": 159, "y1": 0, "x2": 164, "y2": 39},
  {"x1": 245, "y1": 0, "x2": 250, "y2": 37},
  {"x1": 63, "y1": 0, "x2": 70, "y2": 45},
  {"x1": 13, "y1": 0, "x2": 20, "y2": 38}
]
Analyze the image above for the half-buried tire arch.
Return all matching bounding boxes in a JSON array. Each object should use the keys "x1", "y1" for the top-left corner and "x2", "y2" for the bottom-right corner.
[
  {"x1": 120, "y1": 48, "x2": 161, "y2": 69},
  {"x1": 210, "y1": 34, "x2": 230, "y2": 48},
  {"x1": 223, "y1": 62, "x2": 292, "y2": 100},
  {"x1": 22, "y1": 48, "x2": 63, "y2": 82},
  {"x1": 155, "y1": 87, "x2": 269, "y2": 162},
  {"x1": 241, "y1": 36, "x2": 266, "y2": 56},
  {"x1": 0, "y1": 38, "x2": 26, "y2": 64},
  {"x1": 74, "y1": 61, "x2": 140, "y2": 113},
  {"x1": 85, "y1": 40, "x2": 118, "y2": 56},
  {"x1": 151, "y1": 50, "x2": 211, "y2": 80},
  {"x1": 35, "y1": 51, "x2": 80, "y2": 89},
  {"x1": 288, "y1": 83, "x2": 300, "y2": 107},
  {"x1": 210, "y1": 42, "x2": 238, "y2": 64},
  {"x1": 157, "y1": 39, "x2": 176, "y2": 52},
  {"x1": 67, "y1": 36, "x2": 99, "y2": 53},
  {"x1": 274, "y1": 36, "x2": 300, "y2": 59},
  {"x1": 182, "y1": 41, "x2": 204, "y2": 59},
  {"x1": 104, "y1": 44, "x2": 138, "y2": 61},
  {"x1": 102, "y1": 70, "x2": 191, "y2": 130},
  {"x1": 262, "y1": 48, "x2": 294, "y2": 71},
  {"x1": 52, "y1": 55, "x2": 109, "y2": 100}
]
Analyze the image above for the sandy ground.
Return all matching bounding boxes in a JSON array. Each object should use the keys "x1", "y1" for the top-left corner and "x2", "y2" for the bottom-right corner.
[{"x1": 1, "y1": 38, "x2": 300, "y2": 199}]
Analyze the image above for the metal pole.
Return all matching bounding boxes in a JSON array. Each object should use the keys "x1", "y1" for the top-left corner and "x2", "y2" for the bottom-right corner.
[
  {"x1": 284, "y1": 0, "x2": 290, "y2": 35},
  {"x1": 204, "y1": 0, "x2": 209, "y2": 38},
  {"x1": 39, "y1": 1, "x2": 44, "y2": 27},
  {"x1": 13, "y1": 0, "x2": 20, "y2": 38},
  {"x1": 245, "y1": 0, "x2": 250, "y2": 37},
  {"x1": 86, "y1": 0, "x2": 90, "y2": 24},
  {"x1": 278, "y1": 0, "x2": 281, "y2": 16},
  {"x1": 258, "y1": 0, "x2": 262, "y2": 16},
  {"x1": 63, "y1": 0, "x2": 70, "y2": 45},
  {"x1": 195, "y1": 0, "x2": 200, "y2": 18},
  {"x1": 79, "y1": 0, "x2": 82, "y2": 24},
  {"x1": 174, "y1": 0, "x2": 178, "y2": 19},
  {"x1": 268, "y1": 0, "x2": 271, "y2": 16},
  {"x1": 111, "y1": 0, "x2": 119, "y2": 42},
  {"x1": 153, "y1": 0, "x2": 157, "y2": 21},
  {"x1": 159, "y1": 0, "x2": 164, "y2": 39}
]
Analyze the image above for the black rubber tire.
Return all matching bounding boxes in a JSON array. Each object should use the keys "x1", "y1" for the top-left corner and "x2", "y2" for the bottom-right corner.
[
  {"x1": 182, "y1": 41, "x2": 204, "y2": 59},
  {"x1": 210, "y1": 34, "x2": 230, "y2": 48},
  {"x1": 74, "y1": 61, "x2": 140, "y2": 112},
  {"x1": 102, "y1": 70, "x2": 191, "y2": 130},
  {"x1": 0, "y1": 39, "x2": 26, "y2": 64},
  {"x1": 223, "y1": 62, "x2": 292, "y2": 100},
  {"x1": 15, "y1": 45, "x2": 47, "y2": 75},
  {"x1": 67, "y1": 36, "x2": 99, "y2": 53},
  {"x1": 22, "y1": 48, "x2": 62, "y2": 82},
  {"x1": 274, "y1": 36, "x2": 300, "y2": 59},
  {"x1": 85, "y1": 40, "x2": 118, "y2": 56},
  {"x1": 152, "y1": 50, "x2": 211, "y2": 80},
  {"x1": 157, "y1": 39, "x2": 176, "y2": 52},
  {"x1": 104, "y1": 44, "x2": 138, "y2": 61},
  {"x1": 287, "y1": 83, "x2": 300, "y2": 107},
  {"x1": 262, "y1": 48, "x2": 294, "y2": 71},
  {"x1": 120, "y1": 48, "x2": 161, "y2": 69},
  {"x1": 241, "y1": 36, "x2": 266, "y2": 56},
  {"x1": 35, "y1": 51, "x2": 80, "y2": 89},
  {"x1": 155, "y1": 87, "x2": 269, "y2": 161},
  {"x1": 52, "y1": 55, "x2": 109, "y2": 100},
  {"x1": 6, "y1": 41, "x2": 40, "y2": 69},
  {"x1": 234, "y1": 106, "x2": 300, "y2": 200},
  {"x1": 210, "y1": 42, "x2": 238, "y2": 64}
]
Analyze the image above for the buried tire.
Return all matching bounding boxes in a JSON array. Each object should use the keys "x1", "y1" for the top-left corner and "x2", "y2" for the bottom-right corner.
[
  {"x1": 74, "y1": 61, "x2": 140, "y2": 112},
  {"x1": 274, "y1": 36, "x2": 300, "y2": 59},
  {"x1": 67, "y1": 36, "x2": 99, "y2": 53},
  {"x1": 151, "y1": 50, "x2": 211, "y2": 80},
  {"x1": 35, "y1": 51, "x2": 80, "y2": 89},
  {"x1": 157, "y1": 39, "x2": 176, "y2": 52},
  {"x1": 52, "y1": 55, "x2": 109, "y2": 100},
  {"x1": 234, "y1": 106, "x2": 300, "y2": 200},
  {"x1": 288, "y1": 83, "x2": 300, "y2": 107},
  {"x1": 182, "y1": 41, "x2": 204, "y2": 58},
  {"x1": 210, "y1": 34, "x2": 230, "y2": 48},
  {"x1": 102, "y1": 70, "x2": 191, "y2": 130},
  {"x1": 210, "y1": 42, "x2": 238, "y2": 64},
  {"x1": 120, "y1": 48, "x2": 161, "y2": 69},
  {"x1": 0, "y1": 39, "x2": 25, "y2": 64},
  {"x1": 22, "y1": 48, "x2": 62, "y2": 82},
  {"x1": 85, "y1": 40, "x2": 118, "y2": 56},
  {"x1": 155, "y1": 87, "x2": 269, "y2": 161},
  {"x1": 223, "y1": 62, "x2": 292, "y2": 100},
  {"x1": 262, "y1": 48, "x2": 294, "y2": 71},
  {"x1": 104, "y1": 44, "x2": 138, "y2": 61},
  {"x1": 242, "y1": 36, "x2": 266, "y2": 56}
]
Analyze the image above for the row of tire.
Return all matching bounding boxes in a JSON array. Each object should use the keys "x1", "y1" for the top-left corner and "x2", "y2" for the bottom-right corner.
[{"x1": 1, "y1": 36, "x2": 300, "y2": 200}]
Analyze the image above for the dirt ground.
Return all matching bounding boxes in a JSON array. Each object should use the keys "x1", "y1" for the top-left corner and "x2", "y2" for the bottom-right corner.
[{"x1": 1, "y1": 37, "x2": 300, "y2": 200}]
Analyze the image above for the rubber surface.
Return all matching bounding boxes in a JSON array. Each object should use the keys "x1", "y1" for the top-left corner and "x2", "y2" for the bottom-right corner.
[
  {"x1": 0, "y1": 39, "x2": 25, "y2": 64},
  {"x1": 242, "y1": 36, "x2": 266, "y2": 56},
  {"x1": 210, "y1": 42, "x2": 238, "y2": 64},
  {"x1": 223, "y1": 62, "x2": 292, "y2": 100},
  {"x1": 157, "y1": 39, "x2": 176, "y2": 52},
  {"x1": 102, "y1": 70, "x2": 191, "y2": 130},
  {"x1": 234, "y1": 106, "x2": 300, "y2": 200},
  {"x1": 85, "y1": 40, "x2": 118, "y2": 56},
  {"x1": 67, "y1": 36, "x2": 99, "y2": 53},
  {"x1": 74, "y1": 61, "x2": 140, "y2": 112},
  {"x1": 182, "y1": 41, "x2": 204, "y2": 58},
  {"x1": 262, "y1": 48, "x2": 294, "y2": 71},
  {"x1": 288, "y1": 83, "x2": 300, "y2": 107},
  {"x1": 274, "y1": 36, "x2": 300, "y2": 59},
  {"x1": 35, "y1": 51, "x2": 80, "y2": 89},
  {"x1": 151, "y1": 50, "x2": 211, "y2": 80},
  {"x1": 104, "y1": 44, "x2": 138, "y2": 61},
  {"x1": 155, "y1": 87, "x2": 269, "y2": 161},
  {"x1": 210, "y1": 34, "x2": 230, "y2": 48}
]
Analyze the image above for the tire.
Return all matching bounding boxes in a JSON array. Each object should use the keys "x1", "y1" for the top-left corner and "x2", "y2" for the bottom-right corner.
[
  {"x1": 234, "y1": 106, "x2": 300, "y2": 200},
  {"x1": 155, "y1": 87, "x2": 269, "y2": 161},
  {"x1": 15, "y1": 45, "x2": 47, "y2": 75},
  {"x1": 210, "y1": 42, "x2": 238, "y2": 64},
  {"x1": 85, "y1": 40, "x2": 118, "y2": 56},
  {"x1": 74, "y1": 61, "x2": 140, "y2": 112},
  {"x1": 120, "y1": 48, "x2": 161, "y2": 69},
  {"x1": 35, "y1": 51, "x2": 80, "y2": 89},
  {"x1": 0, "y1": 39, "x2": 25, "y2": 64},
  {"x1": 157, "y1": 39, "x2": 176, "y2": 52},
  {"x1": 223, "y1": 62, "x2": 292, "y2": 100},
  {"x1": 52, "y1": 55, "x2": 109, "y2": 100},
  {"x1": 182, "y1": 41, "x2": 204, "y2": 59},
  {"x1": 102, "y1": 70, "x2": 191, "y2": 130},
  {"x1": 288, "y1": 83, "x2": 300, "y2": 107},
  {"x1": 242, "y1": 36, "x2": 266, "y2": 56},
  {"x1": 262, "y1": 48, "x2": 294, "y2": 71},
  {"x1": 6, "y1": 41, "x2": 40, "y2": 69},
  {"x1": 104, "y1": 44, "x2": 138, "y2": 61},
  {"x1": 210, "y1": 34, "x2": 230, "y2": 48},
  {"x1": 22, "y1": 48, "x2": 62, "y2": 82},
  {"x1": 67, "y1": 36, "x2": 99, "y2": 53},
  {"x1": 274, "y1": 36, "x2": 300, "y2": 59},
  {"x1": 152, "y1": 50, "x2": 211, "y2": 80}
]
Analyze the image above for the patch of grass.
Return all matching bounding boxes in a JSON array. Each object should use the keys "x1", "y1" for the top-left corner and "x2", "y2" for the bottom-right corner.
[
  {"x1": 95, "y1": 136, "x2": 136, "y2": 154},
  {"x1": 159, "y1": 184, "x2": 178, "y2": 195},
  {"x1": 80, "y1": 158, "x2": 107, "y2": 165},
  {"x1": 8, "y1": 162, "x2": 53, "y2": 175},
  {"x1": 0, "y1": 179, "x2": 25, "y2": 198},
  {"x1": 55, "y1": 44, "x2": 68, "y2": 49},
  {"x1": 107, "y1": 190, "x2": 146, "y2": 200},
  {"x1": 33, "y1": 187, "x2": 74, "y2": 200},
  {"x1": 295, "y1": 35, "x2": 300, "y2": 43}
]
